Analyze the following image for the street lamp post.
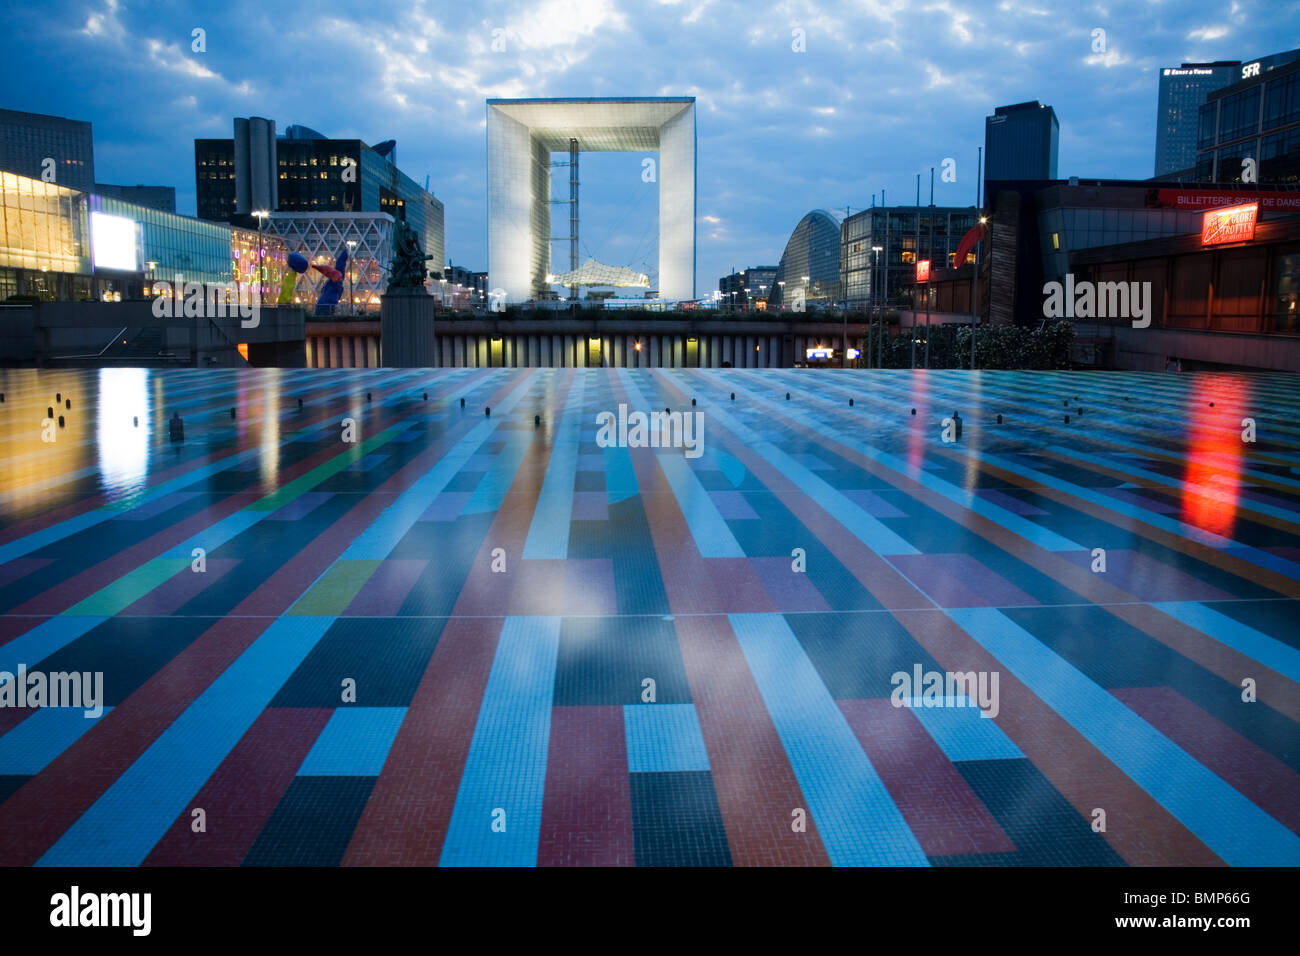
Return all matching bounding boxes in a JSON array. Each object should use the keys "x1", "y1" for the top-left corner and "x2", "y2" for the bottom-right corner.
[
  {"x1": 252, "y1": 210, "x2": 269, "y2": 309},
  {"x1": 346, "y1": 239, "x2": 357, "y2": 316},
  {"x1": 871, "y1": 245, "x2": 883, "y2": 368},
  {"x1": 973, "y1": 146, "x2": 983, "y2": 371}
]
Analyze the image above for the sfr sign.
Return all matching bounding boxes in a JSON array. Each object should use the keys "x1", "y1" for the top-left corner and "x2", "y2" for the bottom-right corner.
[{"x1": 1243, "y1": 62, "x2": 1261, "y2": 79}]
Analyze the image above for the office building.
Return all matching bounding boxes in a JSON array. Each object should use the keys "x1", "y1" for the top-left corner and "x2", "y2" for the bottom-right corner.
[
  {"x1": 0, "y1": 168, "x2": 286, "y2": 305},
  {"x1": 1196, "y1": 49, "x2": 1300, "y2": 184},
  {"x1": 0, "y1": 107, "x2": 95, "y2": 192},
  {"x1": 841, "y1": 206, "x2": 979, "y2": 308},
  {"x1": 196, "y1": 118, "x2": 444, "y2": 284},
  {"x1": 719, "y1": 266, "x2": 778, "y2": 308},
  {"x1": 443, "y1": 265, "x2": 487, "y2": 309},
  {"x1": 93, "y1": 183, "x2": 177, "y2": 213},
  {"x1": 768, "y1": 210, "x2": 843, "y2": 308},
  {"x1": 985, "y1": 101, "x2": 1059, "y2": 183},
  {"x1": 2, "y1": 109, "x2": 177, "y2": 211},
  {"x1": 978, "y1": 174, "x2": 1300, "y2": 369},
  {"x1": 1154, "y1": 62, "x2": 1242, "y2": 177}
]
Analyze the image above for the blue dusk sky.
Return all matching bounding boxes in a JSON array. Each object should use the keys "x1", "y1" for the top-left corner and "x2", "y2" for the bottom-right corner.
[{"x1": 2, "y1": 0, "x2": 1296, "y2": 293}]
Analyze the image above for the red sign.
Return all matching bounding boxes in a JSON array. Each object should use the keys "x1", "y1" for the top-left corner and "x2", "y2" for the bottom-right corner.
[
  {"x1": 1201, "y1": 202, "x2": 1259, "y2": 246},
  {"x1": 915, "y1": 259, "x2": 931, "y2": 283}
]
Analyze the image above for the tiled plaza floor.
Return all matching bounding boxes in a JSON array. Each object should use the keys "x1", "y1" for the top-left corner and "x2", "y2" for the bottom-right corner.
[{"x1": 0, "y1": 365, "x2": 1296, "y2": 866}]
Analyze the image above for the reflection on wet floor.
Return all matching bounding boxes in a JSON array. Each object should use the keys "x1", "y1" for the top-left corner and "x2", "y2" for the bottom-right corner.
[{"x1": 0, "y1": 366, "x2": 1297, "y2": 867}]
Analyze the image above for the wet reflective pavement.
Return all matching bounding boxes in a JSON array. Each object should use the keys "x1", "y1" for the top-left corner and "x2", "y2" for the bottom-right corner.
[{"x1": 0, "y1": 366, "x2": 1297, "y2": 866}]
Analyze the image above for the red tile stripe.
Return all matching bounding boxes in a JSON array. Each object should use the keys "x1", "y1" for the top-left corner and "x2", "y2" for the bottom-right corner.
[
  {"x1": 607, "y1": 371, "x2": 831, "y2": 866},
  {"x1": 838, "y1": 698, "x2": 1016, "y2": 857},
  {"x1": 537, "y1": 705, "x2": 634, "y2": 867},
  {"x1": 141, "y1": 707, "x2": 333, "y2": 866},
  {"x1": 343, "y1": 370, "x2": 575, "y2": 866},
  {"x1": 0, "y1": 372, "x2": 528, "y2": 866},
  {"x1": 1112, "y1": 685, "x2": 1300, "y2": 834},
  {"x1": 650, "y1": 370, "x2": 1223, "y2": 867}
]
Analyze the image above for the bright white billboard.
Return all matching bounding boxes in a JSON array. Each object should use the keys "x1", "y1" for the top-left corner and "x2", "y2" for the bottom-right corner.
[{"x1": 90, "y1": 212, "x2": 138, "y2": 271}]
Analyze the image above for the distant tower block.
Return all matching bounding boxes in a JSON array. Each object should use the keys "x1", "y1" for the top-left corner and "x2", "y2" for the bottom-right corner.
[{"x1": 486, "y1": 97, "x2": 696, "y2": 304}]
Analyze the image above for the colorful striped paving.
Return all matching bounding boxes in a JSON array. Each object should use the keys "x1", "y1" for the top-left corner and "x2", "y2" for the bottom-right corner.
[{"x1": 0, "y1": 366, "x2": 1296, "y2": 867}]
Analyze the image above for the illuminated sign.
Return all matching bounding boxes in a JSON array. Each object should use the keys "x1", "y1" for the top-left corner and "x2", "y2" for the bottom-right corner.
[
  {"x1": 1163, "y1": 68, "x2": 1214, "y2": 76},
  {"x1": 915, "y1": 259, "x2": 931, "y2": 283},
  {"x1": 1243, "y1": 61, "x2": 1261, "y2": 79},
  {"x1": 806, "y1": 347, "x2": 834, "y2": 360},
  {"x1": 1153, "y1": 189, "x2": 1300, "y2": 211},
  {"x1": 846, "y1": 348, "x2": 860, "y2": 360},
  {"x1": 1201, "y1": 202, "x2": 1259, "y2": 246},
  {"x1": 90, "y1": 212, "x2": 138, "y2": 271}
]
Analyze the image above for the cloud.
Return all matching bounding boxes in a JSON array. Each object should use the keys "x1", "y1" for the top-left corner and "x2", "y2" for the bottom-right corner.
[{"x1": 11, "y1": 0, "x2": 1299, "y2": 292}]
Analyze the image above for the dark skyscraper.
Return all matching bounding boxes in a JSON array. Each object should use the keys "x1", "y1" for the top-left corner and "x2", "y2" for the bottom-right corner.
[
  {"x1": 1153, "y1": 62, "x2": 1241, "y2": 177},
  {"x1": 0, "y1": 108, "x2": 95, "y2": 192},
  {"x1": 984, "y1": 101, "x2": 1059, "y2": 183},
  {"x1": 92, "y1": 183, "x2": 177, "y2": 213}
]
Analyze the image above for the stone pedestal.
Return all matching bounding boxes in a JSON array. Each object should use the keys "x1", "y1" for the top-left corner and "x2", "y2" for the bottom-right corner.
[{"x1": 380, "y1": 293, "x2": 438, "y2": 367}]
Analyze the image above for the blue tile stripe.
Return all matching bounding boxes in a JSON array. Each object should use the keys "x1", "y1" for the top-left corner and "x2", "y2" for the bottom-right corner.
[
  {"x1": 603, "y1": 442, "x2": 639, "y2": 505},
  {"x1": 1044, "y1": 444, "x2": 1300, "y2": 527},
  {"x1": 728, "y1": 612, "x2": 929, "y2": 866},
  {"x1": 463, "y1": 434, "x2": 533, "y2": 515},
  {"x1": 0, "y1": 617, "x2": 106, "y2": 678},
  {"x1": 0, "y1": 453, "x2": 255, "y2": 565},
  {"x1": 897, "y1": 698, "x2": 1025, "y2": 761},
  {"x1": 0, "y1": 707, "x2": 113, "y2": 774},
  {"x1": 655, "y1": 455, "x2": 746, "y2": 558},
  {"x1": 694, "y1": 370, "x2": 1084, "y2": 552},
  {"x1": 619, "y1": 369, "x2": 744, "y2": 557},
  {"x1": 297, "y1": 707, "x2": 407, "y2": 776},
  {"x1": 343, "y1": 377, "x2": 533, "y2": 560},
  {"x1": 439, "y1": 616, "x2": 560, "y2": 867},
  {"x1": 1153, "y1": 601, "x2": 1300, "y2": 682},
  {"x1": 946, "y1": 605, "x2": 1300, "y2": 866},
  {"x1": 523, "y1": 373, "x2": 585, "y2": 559},
  {"x1": 35, "y1": 615, "x2": 334, "y2": 867},
  {"x1": 680, "y1": 388, "x2": 919, "y2": 557},
  {"x1": 623, "y1": 703, "x2": 711, "y2": 772}
]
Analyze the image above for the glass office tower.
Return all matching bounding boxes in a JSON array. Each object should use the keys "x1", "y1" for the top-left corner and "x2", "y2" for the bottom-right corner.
[
  {"x1": 984, "y1": 101, "x2": 1059, "y2": 182},
  {"x1": 0, "y1": 108, "x2": 95, "y2": 192},
  {"x1": 1154, "y1": 62, "x2": 1241, "y2": 177}
]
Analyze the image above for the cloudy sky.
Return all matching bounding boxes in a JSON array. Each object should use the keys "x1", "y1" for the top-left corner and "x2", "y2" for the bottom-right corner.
[{"x1": 3, "y1": 0, "x2": 1295, "y2": 293}]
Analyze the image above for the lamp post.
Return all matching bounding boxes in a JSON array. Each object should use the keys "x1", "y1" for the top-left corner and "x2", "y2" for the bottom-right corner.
[
  {"x1": 346, "y1": 239, "x2": 357, "y2": 316},
  {"x1": 973, "y1": 146, "x2": 983, "y2": 371},
  {"x1": 252, "y1": 210, "x2": 268, "y2": 308},
  {"x1": 973, "y1": 215, "x2": 986, "y2": 370},
  {"x1": 871, "y1": 245, "x2": 883, "y2": 368},
  {"x1": 925, "y1": 166, "x2": 934, "y2": 370}
]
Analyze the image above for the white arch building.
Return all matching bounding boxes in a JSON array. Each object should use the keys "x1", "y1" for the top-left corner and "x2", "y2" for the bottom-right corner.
[{"x1": 486, "y1": 97, "x2": 696, "y2": 304}]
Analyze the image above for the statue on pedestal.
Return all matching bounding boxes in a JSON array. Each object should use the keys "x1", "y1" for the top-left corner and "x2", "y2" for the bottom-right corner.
[{"x1": 388, "y1": 220, "x2": 434, "y2": 293}]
